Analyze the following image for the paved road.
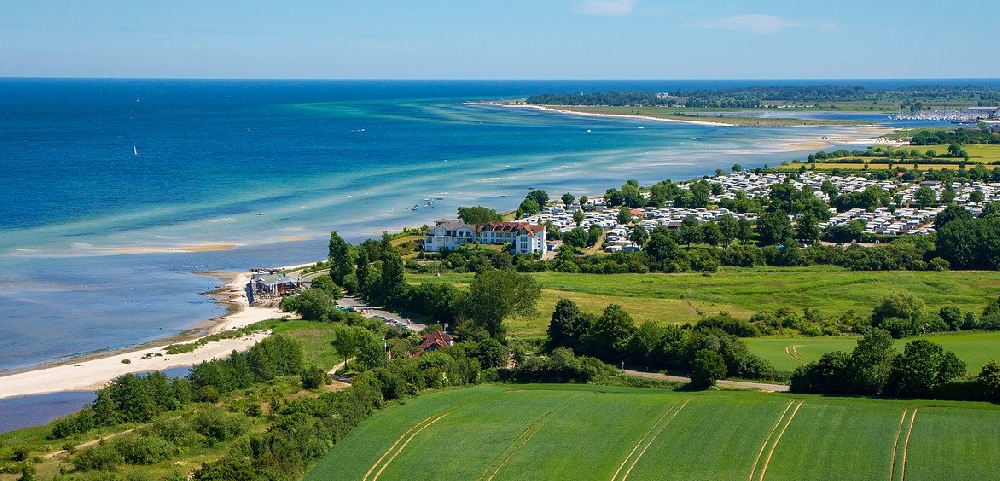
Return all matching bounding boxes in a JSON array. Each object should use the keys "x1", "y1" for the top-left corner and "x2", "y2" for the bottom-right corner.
[
  {"x1": 336, "y1": 296, "x2": 427, "y2": 332},
  {"x1": 624, "y1": 369, "x2": 790, "y2": 392}
]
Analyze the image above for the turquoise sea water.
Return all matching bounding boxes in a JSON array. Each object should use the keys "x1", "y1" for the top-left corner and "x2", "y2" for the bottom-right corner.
[{"x1": 0, "y1": 78, "x2": 958, "y2": 375}]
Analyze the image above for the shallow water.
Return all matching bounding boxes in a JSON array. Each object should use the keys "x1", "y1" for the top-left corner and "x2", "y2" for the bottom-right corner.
[{"x1": 0, "y1": 78, "x2": 932, "y2": 373}]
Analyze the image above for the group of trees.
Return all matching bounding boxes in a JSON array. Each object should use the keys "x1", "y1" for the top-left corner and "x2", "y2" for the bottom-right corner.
[
  {"x1": 515, "y1": 190, "x2": 550, "y2": 218},
  {"x1": 791, "y1": 328, "x2": 1000, "y2": 402},
  {"x1": 49, "y1": 335, "x2": 306, "y2": 444},
  {"x1": 910, "y1": 127, "x2": 1000, "y2": 146},
  {"x1": 327, "y1": 231, "x2": 541, "y2": 342},
  {"x1": 545, "y1": 300, "x2": 782, "y2": 385},
  {"x1": 416, "y1": 228, "x2": 954, "y2": 277}
]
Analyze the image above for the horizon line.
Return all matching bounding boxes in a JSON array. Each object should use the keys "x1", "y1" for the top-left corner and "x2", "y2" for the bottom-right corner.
[{"x1": 3, "y1": 76, "x2": 1000, "y2": 83}]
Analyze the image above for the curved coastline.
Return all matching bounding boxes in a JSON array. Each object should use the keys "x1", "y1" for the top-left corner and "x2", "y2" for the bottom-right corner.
[
  {"x1": 496, "y1": 102, "x2": 735, "y2": 127},
  {"x1": 0, "y1": 271, "x2": 292, "y2": 400},
  {"x1": 0, "y1": 101, "x2": 903, "y2": 406}
]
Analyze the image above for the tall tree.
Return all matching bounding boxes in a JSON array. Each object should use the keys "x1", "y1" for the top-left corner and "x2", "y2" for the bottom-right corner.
[
  {"x1": 328, "y1": 231, "x2": 356, "y2": 286},
  {"x1": 526, "y1": 189, "x2": 549, "y2": 208},
  {"x1": 850, "y1": 328, "x2": 897, "y2": 395},
  {"x1": 755, "y1": 211, "x2": 793, "y2": 246},
  {"x1": 465, "y1": 269, "x2": 541, "y2": 340},
  {"x1": 546, "y1": 298, "x2": 581, "y2": 351},
  {"x1": 914, "y1": 186, "x2": 937, "y2": 208},
  {"x1": 795, "y1": 214, "x2": 822, "y2": 244},
  {"x1": 887, "y1": 340, "x2": 965, "y2": 398},
  {"x1": 330, "y1": 324, "x2": 366, "y2": 370},
  {"x1": 377, "y1": 242, "x2": 405, "y2": 305},
  {"x1": 717, "y1": 214, "x2": 740, "y2": 246},
  {"x1": 561, "y1": 192, "x2": 575, "y2": 206},
  {"x1": 584, "y1": 304, "x2": 636, "y2": 362},
  {"x1": 617, "y1": 206, "x2": 633, "y2": 225},
  {"x1": 629, "y1": 225, "x2": 649, "y2": 247},
  {"x1": 457, "y1": 206, "x2": 501, "y2": 244}
]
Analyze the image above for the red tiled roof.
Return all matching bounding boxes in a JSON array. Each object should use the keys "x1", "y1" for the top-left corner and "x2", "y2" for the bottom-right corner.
[{"x1": 418, "y1": 330, "x2": 454, "y2": 350}]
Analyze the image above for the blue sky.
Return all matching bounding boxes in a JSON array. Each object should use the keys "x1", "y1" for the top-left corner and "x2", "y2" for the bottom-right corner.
[{"x1": 1, "y1": 0, "x2": 996, "y2": 79}]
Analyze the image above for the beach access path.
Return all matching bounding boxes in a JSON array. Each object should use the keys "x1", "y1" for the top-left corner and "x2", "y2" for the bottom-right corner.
[{"x1": 0, "y1": 271, "x2": 290, "y2": 400}]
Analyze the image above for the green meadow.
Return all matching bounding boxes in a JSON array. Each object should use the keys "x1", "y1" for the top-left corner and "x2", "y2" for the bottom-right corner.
[
  {"x1": 747, "y1": 331, "x2": 1000, "y2": 373},
  {"x1": 411, "y1": 268, "x2": 1000, "y2": 338},
  {"x1": 305, "y1": 384, "x2": 1000, "y2": 481}
]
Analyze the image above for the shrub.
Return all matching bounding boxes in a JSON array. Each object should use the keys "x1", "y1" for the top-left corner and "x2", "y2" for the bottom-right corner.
[
  {"x1": 193, "y1": 407, "x2": 248, "y2": 445},
  {"x1": 689, "y1": 349, "x2": 727, "y2": 389},
  {"x1": 300, "y1": 366, "x2": 330, "y2": 390},
  {"x1": 73, "y1": 442, "x2": 124, "y2": 471},
  {"x1": 111, "y1": 434, "x2": 174, "y2": 465}
]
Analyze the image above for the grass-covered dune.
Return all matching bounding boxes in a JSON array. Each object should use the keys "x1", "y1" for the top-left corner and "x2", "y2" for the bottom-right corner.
[
  {"x1": 305, "y1": 384, "x2": 1000, "y2": 481},
  {"x1": 411, "y1": 268, "x2": 1000, "y2": 338}
]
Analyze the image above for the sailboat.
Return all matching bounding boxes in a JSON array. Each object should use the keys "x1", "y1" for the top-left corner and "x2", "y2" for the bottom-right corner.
[{"x1": 133, "y1": 145, "x2": 138, "y2": 156}]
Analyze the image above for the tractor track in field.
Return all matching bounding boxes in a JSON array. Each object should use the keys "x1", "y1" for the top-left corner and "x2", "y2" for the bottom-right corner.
[
  {"x1": 611, "y1": 398, "x2": 691, "y2": 481},
  {"x1": 749, "y1": 400, "x2": 804, "y2": 481},
  {"x1": 899, "y1": 409, "x2": 918, "y2": 481},
  {"x1": 478, "y1": 394, "x2": 585, "y2": 481},
  {"x1": 619, "y1": 399, "x2": 691, "y2": 481}
]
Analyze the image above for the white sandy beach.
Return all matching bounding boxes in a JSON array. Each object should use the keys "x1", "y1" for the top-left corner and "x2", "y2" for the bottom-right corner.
[
  {"x1": 500, "y1": 103, "x2": 734, "y2": 127},
  {"x1": 0, "y1": 271, "x2": 290, "y2": 400},
  {"x1": 496, "y1": 103, "x2": 905, "y2": 152}
]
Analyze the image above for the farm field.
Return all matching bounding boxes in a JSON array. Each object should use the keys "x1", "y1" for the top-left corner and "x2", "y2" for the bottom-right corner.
[
  {"x1": 775, "y1": 161, "x2": 966, "y2": 172},
  {"x1": 747, "y1": 331, "x2": 1000, "y2": 373},
  {"x1": 410, "y1": 268, "x2": 1000, "y2": 338},
  {"x1": 304, "y1": 384, "x2": 1000, "y2": 481}
]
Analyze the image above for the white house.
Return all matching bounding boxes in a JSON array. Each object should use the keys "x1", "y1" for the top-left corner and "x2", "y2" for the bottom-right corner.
[
  {"x1": 423, "y1": 219, "x2": 547, "y2": 254},
  {"x1": 480, "y1": 221, "x2": 547, "y2": 254},
  {"x1": 423, "y1": 219, "x2": 475, "y2": 252}
]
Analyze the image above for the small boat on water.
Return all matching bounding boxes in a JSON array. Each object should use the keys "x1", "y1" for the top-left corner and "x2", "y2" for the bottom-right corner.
[
  {"x1": 133, "y1": 145, "x2": 138, "y2": 156},
  {"x1": 412, "y1": 205, "x2": 419, "y2": 211}
]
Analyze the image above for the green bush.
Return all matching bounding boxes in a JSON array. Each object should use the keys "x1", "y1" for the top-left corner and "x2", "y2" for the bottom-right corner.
[
  {"x1": 193, "y1": 407, "x2": 248, "y2": 445},
  {"x1": 111, "y1": 434, "x2": 174, "y2": 465},
  {"x1": 689, "y1": 349, "x2": 727, "y2": 389},
  {"x1": 73, "y1": 442, "x2": 124, "y2": 472}
]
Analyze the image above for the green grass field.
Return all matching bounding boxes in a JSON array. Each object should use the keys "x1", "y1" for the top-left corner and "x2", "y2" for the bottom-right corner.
[
  {"x1": 410, "y1": 268, "x2": 1000, "y2": 338},
  {"x1": 305, "y1": 384, "x2": 1000, "y2": 481},
  {"x1": 746, "y1": 331, "x2": 1000, "y2": 373}
]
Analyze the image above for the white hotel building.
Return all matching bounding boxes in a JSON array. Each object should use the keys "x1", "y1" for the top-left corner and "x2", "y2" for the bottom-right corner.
[{"x1": 423, "y1": 219, "x2": 547, "y2": 254}]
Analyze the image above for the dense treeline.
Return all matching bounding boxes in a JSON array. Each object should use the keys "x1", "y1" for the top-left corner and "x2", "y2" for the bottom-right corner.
[
  {"x1": 544, "y1": 299, "x2": 784, "y2": 382},
  {"x1": 791, "y1": 328, "x2": 1000, "y2": 402},
  {"x1": 526, "y1": 91, "x2": 673, "y2": 107},
  {"x1": 910, "y1": 127, "x2": 1000, "y2": 145},
  {"x1": 526, "y1": 85, "x2": 1000, "y2": 107},
  {"x1": 48, "y1": 335, "x2": 305, "y2": 441},
  {"x1": 193, "y1": 347, "x2": 487, "y2": 481}
]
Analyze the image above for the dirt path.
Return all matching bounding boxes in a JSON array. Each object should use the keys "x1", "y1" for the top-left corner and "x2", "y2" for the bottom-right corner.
[{"x1": 622, "y1": 370, "x2": 790, "y2": 392}]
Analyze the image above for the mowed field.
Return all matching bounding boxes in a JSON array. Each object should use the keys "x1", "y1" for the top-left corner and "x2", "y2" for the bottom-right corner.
[
  {"x1": 410, "y1": 268, "x2": 1000, "y2": 338},
  {"x1": 747, "y1": 331, "x2": 1000, "y2": 373},
  {"x1": 305, "y1": 384, "x2": 1000, "y2": 481}
]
